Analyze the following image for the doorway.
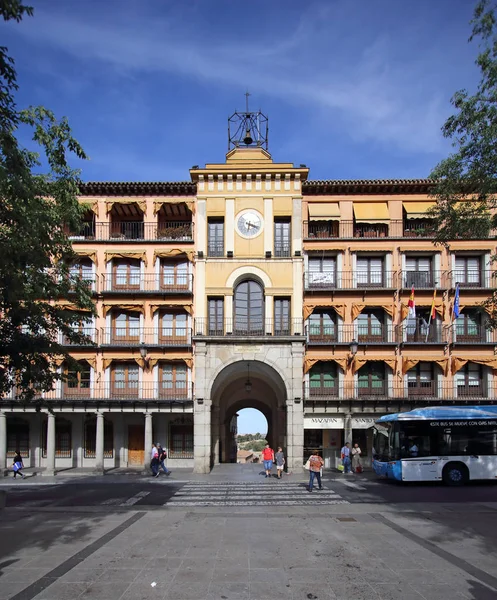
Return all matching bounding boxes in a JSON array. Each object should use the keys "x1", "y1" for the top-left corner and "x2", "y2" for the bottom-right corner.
[{"x1": 128, "y1": 424, "x2": 144, "y2": 466}]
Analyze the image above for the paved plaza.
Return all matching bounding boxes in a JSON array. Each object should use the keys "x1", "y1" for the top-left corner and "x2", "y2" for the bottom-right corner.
[{"x1": 0, "y1": 466, "x2": 497, "y2": 600}]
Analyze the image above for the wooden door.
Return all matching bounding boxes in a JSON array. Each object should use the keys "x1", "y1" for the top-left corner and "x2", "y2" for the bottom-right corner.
[{"x1": 128, "y1": 425, "x2": 144, "y2": 466}]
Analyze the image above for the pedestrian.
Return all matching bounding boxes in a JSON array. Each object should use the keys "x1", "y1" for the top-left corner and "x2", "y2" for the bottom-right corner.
[
  {"x1": 351, "y1": 443, "x2": 362, "y2": 473},
  {"x1": 308, "y1": 450, "x2": 324, "y2": 492},
  {"x1": 12, "y1": 451, "x2": 25, "y2": 479},
  {"x1": 150, "y1": 443, "x2": 159, "y2": 477},
  {"x1": 156, "y1": 443, "x2": 171, "y2": 477},
  {"x1": 341, "y1": 442, "x2": 351, "y2": 474},
  {"x1": 275, "y1": 446, "x2": 285, "y2": 479},
  {"x1": 261, "y1": 443, "x2": 275, "y2": 478}
]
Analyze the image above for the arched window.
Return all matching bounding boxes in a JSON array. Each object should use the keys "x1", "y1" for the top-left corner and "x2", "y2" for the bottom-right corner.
[{"x1": 234, "y1": 280, "x2": 264, "y2": 334}]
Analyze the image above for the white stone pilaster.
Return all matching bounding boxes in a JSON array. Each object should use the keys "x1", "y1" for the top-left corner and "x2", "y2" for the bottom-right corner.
[
  {"x1": 95, "y1": 411, "x2": 104, "y2": 474},
  {"x1": 144, "y1": 412, "x2": 153, "y2": 470},
  {"x1": 225, "y1": 199, "x2": 235, "y2": 255},
  {"x1": 264, "y1": 198, "x2": 273, "y2": 255},
  {"x1": 44, "y1": 413, "x2": 56, "y2": 476},
  {"x1": 344, "y1": 413, "x2": 353, "y2": 445}
]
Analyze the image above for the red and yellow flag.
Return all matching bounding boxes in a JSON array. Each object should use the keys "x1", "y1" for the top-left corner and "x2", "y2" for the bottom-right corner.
[
  {"x1": 429, "y1": 290, "x2": 437, "y2": 320},
  {"x1": 408, "y1": 285, "x2": 416, "y2": 318}
]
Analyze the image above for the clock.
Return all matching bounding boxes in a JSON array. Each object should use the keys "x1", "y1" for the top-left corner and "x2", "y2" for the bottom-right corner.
[{"x1": 236, "y1": 211, "x2": 263, "y2": 238}]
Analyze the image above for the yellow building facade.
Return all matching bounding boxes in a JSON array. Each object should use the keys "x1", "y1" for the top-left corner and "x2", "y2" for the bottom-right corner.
[{"x1": 1, "y1": 127, "x2": 496, "y2": 475}]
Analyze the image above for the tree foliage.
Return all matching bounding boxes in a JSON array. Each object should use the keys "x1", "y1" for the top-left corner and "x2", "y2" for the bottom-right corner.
[{"x1": 0, "y1": 1, "x2": 95, "y2": 402}]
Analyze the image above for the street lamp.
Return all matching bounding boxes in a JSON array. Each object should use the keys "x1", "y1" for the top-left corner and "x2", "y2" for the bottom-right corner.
[
  {"x1": 139, "y1": 343, "x2": 150, "y2": 370},
  {"x1": 348, "y1": 339, "x2": 358, "y2": 365},
  {"x1": 245, "y1": 363, "x2": 252, "y2": 393}
]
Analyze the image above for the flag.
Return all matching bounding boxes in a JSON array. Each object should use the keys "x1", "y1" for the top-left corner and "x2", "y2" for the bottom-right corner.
[
  {"x1": 453, "y1": 283, "x2": 460, "y2": 319},
  {"x1": 408, "y1": 285, "x2": 416, "y2": 319},
  {"x1": 430, "y1": 289, "x2": 437, "y2": 320}
]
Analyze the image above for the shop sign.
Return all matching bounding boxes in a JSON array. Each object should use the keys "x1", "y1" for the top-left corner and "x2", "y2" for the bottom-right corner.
[
  {"x1": 351, "y1": 417, "x2": 376, "y2": 429},
  {"x1": 304, "y1": 417, "x2": 344, "y2": 429}
]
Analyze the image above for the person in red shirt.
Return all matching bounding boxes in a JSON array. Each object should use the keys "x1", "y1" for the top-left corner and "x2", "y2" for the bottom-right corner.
[
  {"x1": 261, "y1": 443, "x2": 275, "y2": 478},
  {"x1": 308, "y1": 451, "x2": 324, "y2": 492}
]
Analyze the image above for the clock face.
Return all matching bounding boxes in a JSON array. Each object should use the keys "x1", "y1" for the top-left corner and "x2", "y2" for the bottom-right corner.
[{"x1": 237, "y1": 211, "x2": 263, "y2": 238}]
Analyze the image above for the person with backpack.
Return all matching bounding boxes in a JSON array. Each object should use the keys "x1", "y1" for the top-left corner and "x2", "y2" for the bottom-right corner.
[
  {"x1": 12, "y1": 451, "x2": 25, "y2": 479},
  {"x1": 156, "y1": 443, "x2": 171, "y2": 477},
  {"x1": 261, "y1": 443, "x2": 275, "y2": 478},
  {"x1": 307, "y1": 451, "x2": 324, "y2": 492}
]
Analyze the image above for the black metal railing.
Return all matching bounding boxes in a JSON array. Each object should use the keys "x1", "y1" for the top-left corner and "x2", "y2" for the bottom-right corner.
[
  {"x1": 207, "y1": 242, "x2": 224, "y2": 257},
  {"x1": 72, "y1": 221, "x2": 194, "y2": 242},
  {"x1": 101, "y1": 273, "x2": 193, "y2": 294},
  {"x1": 193, "y1": 318, "x2": 304, "y2": 337},
  {"x1": 396, "y1": 323, "x2": 447, "y2": 344},
  {"x1": 58, "y1": 383, "x2": 194, "y2": 402},
  {"x1": 306, "y1": 324, "x2": 397, "y2": 344},
  {"x1": 100, "y1": 327, "x2": 192, "y2": 346},
  {"x1": 60, "y1": 327, "x2": 97, "y2": 346},
  {"x1": 274, "y1": 244, "x2": 291, "y2": 258},
  {"x1": 304, "y1": 270, "x2": 398, "y2": 290},
  {"x1": 447, "y1": 324, "x2": 496, "y2": 344},
  {"x1": 448, "y1": 270, "x2": 493, "y2": 289},
  {"x1": 303, "y1": 219, "x2": 441, "y2": 240},
  {"x1": 400, "y1": 270, "x2": 443, "y2": 289}
]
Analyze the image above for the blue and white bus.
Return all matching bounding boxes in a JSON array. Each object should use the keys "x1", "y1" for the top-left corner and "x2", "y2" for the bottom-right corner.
[{"x1": 372, "y1": 406, "x2": 497, "y2": 485}]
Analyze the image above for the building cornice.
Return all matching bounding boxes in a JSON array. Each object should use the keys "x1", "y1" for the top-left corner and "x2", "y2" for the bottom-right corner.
[
  {"x1": 78, "y1": 181, "x2": 196, "y2": 196},
  {"x1": 303, "y1": 179, "x2": 433, "y2": 195}
]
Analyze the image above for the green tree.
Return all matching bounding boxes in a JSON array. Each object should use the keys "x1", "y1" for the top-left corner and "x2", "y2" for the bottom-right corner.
[
  {"x1": 249, "y1": 439, "x2": 267, "y2": 452},
  {"x1": 429, "y1": 0, "x2": 497, "y2": 322},
  {"x1": 0, "y1": 1, "x2": 94, "y2": 402}
]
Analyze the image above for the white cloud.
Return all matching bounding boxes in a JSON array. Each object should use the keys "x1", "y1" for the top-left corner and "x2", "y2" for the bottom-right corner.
[{"x1": 11, "y1": 3, "x2": 450, "y2": 154}]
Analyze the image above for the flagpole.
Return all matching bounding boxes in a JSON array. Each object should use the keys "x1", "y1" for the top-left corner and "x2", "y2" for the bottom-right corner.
[
  {"x1": 424, "y1": 311, "x2": 433, "y2": 343},
  {"x1": 425, "y1": 287, "x2": 437, "y2": 343}
]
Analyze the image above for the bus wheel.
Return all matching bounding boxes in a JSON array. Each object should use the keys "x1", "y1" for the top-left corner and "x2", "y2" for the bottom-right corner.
[{"x1": 442, "y1": 462, "x2": 469, "y2": 486}]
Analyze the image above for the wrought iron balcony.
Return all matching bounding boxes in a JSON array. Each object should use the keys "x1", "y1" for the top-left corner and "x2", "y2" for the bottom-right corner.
[
  {"x1": 306, "y1": 324, "x2": 397, "y2": 344},
  {"x1": 396, "y1": 323, "x2": 447, "y2": 344},
  {"x1": 446, "y1": 324, "x2": 496, "y2": 344},
  {"x1": 100, "y1": 327, "x2": 192, "y2": 347},
  {"x1": 400, "y1": 270, "x2": 443, "y2": 289},
  {"x1": 207, "y1": 242, "x2": 225, "y2": 257},
  {"x1": 72, "y1": 221, "x2": 194, "y2": 242},
  {"x1": 101, "y1": 274, "x2": 193, "y2": 294},
  {"x1": 59, "y1": 327, "x2": 97, "y2": 346},
  {"x1": 304, "y1": 270, "x2": 398, "y2": 290},
  {"x1": 193, "y1": 318, "x2": 304, "y2": 337},
  {"x1": 59, "y1": 383, "x2": 194, "y2": 402},
  {"x1": 448, "y1": 269, "x2": 494, "y2": 289}
]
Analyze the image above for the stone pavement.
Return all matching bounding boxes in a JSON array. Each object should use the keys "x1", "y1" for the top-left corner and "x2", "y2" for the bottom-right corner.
[{"x1": 1, "y1": 499, "x2": 497, "y2": 600}]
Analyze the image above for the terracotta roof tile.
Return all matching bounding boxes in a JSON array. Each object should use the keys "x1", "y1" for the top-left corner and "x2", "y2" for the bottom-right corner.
[{"x1": 78, "y1": 181, "x2": 196, "y2": 196}]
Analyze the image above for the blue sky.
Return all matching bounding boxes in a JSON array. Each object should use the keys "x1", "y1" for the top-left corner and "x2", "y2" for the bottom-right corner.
[
  {"x1": 237, "y1": 409, "x2": 267, "y2": 436},
  {"x1": 2, "y1": 0, "x2": 480, "y2": 183},
  {"x1": 2, "y1": 1, "x2": 481, "y2": 435}
]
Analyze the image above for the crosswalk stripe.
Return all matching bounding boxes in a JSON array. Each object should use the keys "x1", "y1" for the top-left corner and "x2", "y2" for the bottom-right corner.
[{"x1": 120, "y1": 491, "x2": 150, "y2": 506}]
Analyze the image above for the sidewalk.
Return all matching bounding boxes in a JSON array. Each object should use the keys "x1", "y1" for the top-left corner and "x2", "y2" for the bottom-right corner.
[{"x1": 0, "y1": 501, "x2": 496, "y2": 599}]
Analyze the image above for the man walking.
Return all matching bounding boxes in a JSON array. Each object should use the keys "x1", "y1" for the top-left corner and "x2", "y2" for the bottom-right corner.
[
  {"x1": 261, "y1": 443, "x2": 275, "y2": 478},
  {"x1": 150, "y1": 442, "x2": 159, "y2": 477},
  {"x1": 341, "y1": 442, "x2": 351, "y2": 474},
  {"x1": 308, "y1": 451, "x2": 324, "y2": 492},
  {"x1": 156, "y1": 443, "x2": 171, "y2": 477}
]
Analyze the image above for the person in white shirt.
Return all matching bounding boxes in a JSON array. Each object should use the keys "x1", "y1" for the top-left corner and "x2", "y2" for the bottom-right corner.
[{"x1": 150, "y1": 443, "x2": 159, "y2": 477}]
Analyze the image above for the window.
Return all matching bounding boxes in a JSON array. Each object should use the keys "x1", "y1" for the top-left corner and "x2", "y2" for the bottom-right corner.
[
  {"x1": 84, "y1": 417, "x2": 114, "y2": 458},
  {"x1": 208, "y1": 297, "x2": 224, "y2": 335},
  {"x1": 455, "y1": 310, "x2": 483, "y2": 342},
  {"x1": 42, "y1": 418, "x2": 72, "y2": 458},
  {"x1": 161, "y1": 261, "x2": 188, "y2": 290},
  {"x1": 159, "y1": 363, "x2": 188, "y2": 399},
  {"x1": 64, "y1": 362, "x2": 91, "y2": 397},
  {"x1": 407, "y1": 362, "x2": 435, "y2": 398},
  {"x1": 308, "y1": 311, "x2": 337, "y2": 342},
  {"x1": 234, "y1": 280, "x2": 264, "y2": 334},
  {"x1": 274, "y1": 219, "x2": 291, "y2": 257},
  {"x1": 160, "y1": 313, "x2": 188, "y2": 344},
  {"x1": 455, "y1": 256, "x2": 481, "y2": 287},
  {"x1": 456, "y1": 363, "x2": 484, "y2": 397},
  {"x1": 111, "y1": 363, "x2": 139, "y2": 398},
  {"x1": 358, "y1": 363, "x2": 386, "y2": 396},
  {"x1": 274, "y1": 297, "x2": 290, "y2": 335},
  {"x1": 208, "y1": 218, "x2": 224, "y2": 257},
  {"x1": 113, "y1": 260, "x2": 141, "y2": 290},
  {"x1": 113, "y1": 312, "x2": 140, "y2": 344},
  {"x1": 309, "y1": 362, "x2": 338, "y2": 397},
  {"x1": 169, "y1": 421, "x2": 194, "y2": 458},
  {"x1": 308, "y1": 256, "x2": 336, "y2": 288},
  {"x1": 357, "y1": 310, "x2": 385, "y2": 342},
  {"x1": 6, "y1": 418, "x2": 29, "y2": 458},
  {"x1": 356, "y1": 257, "x2": 383, "y2": 287},
  {"x1": 404, "y1": 257, "x2": 433, "y2": 288},
  {"x1": 62, "y1": 314, "x2": 94, "y2": 345},
  {"x1": 405, "y1": 309, "x2": 438, "y2": 343},
  {"x1": 70, "y1": 260, "x2": 93, "y2": 282}
]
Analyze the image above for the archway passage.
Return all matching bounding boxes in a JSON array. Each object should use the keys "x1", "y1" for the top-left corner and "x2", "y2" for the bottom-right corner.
[{"x1": 210, "y1": 360, "x2": 287, "y2": 466}]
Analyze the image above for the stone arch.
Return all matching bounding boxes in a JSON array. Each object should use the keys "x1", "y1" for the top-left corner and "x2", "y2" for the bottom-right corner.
[{"x1": 225, "y1": 265, "x2": 273, "y2": 289}]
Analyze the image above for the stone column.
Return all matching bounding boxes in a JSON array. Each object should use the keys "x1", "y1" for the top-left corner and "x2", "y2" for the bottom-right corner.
[
  {"x1": 144, "y1": 412, "x2": 152, "y2": 471},
  {"x1": 0, "y1": 412, "x2": 7, "y2": 476},
  {"x1": 44, "y1": 413, "x2": 56, "y2": 476},
  {"x1": 344, "y1": 413, "x2": 353, "y2": 445},
  {"x1": 193, "y1": 399, "x2": 211, "y2": 473},
  {"x1": 95, "y1": 412, "x2": 105, "y2": 475}
]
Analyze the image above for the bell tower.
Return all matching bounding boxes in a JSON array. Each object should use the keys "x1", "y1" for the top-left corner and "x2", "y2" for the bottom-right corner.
[{"x1": 228, "y1": 92, "x2": 269, "y2": 151}]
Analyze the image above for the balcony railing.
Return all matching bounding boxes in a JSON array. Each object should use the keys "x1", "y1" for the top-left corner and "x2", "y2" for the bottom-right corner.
[
  {"x1": 400, "y1": 270, "x2": 443, "y2": 289},
  {"x1": 396, "y1": 323, "x2": 447, "y2": 344},
  {"x1": 446, "y1": 324, "x2": 496, "y2": 344},
  {"x1": 306, "y1": 324, "x2": 397, "y2": 344},
  {"x1": 193, "y1": 318, "x2": 304, "y2": 337},
  {"x1": 58, "y1": 383, "x2": 194, "y2": 402},
  {"x1": 70, "y1": 221, "x2": 194, "y2": 242},
  {"x1": 60, "y1": 327, "x2": 97, "y2": 346},
  {"x1": 304, "y1": 271, "x2": 398, "y2": 290},
  {"x1": 100, "y1": 328, "x2": 192, "y2": 346},
  {"x1": 274, "y1": 244, "x2": 291, "y2": 258},
  {"x1": 303, "y1": 220, "x2": 440, "y2": 240},
  {"x1": 207, "y1": 242, "x2": 224, "y2": 257},
  {"x1": 448, "y1": 270, "x2": 493, "y2": 289},
  {"x1": 303, "y1": 382, "x2": 497, "y2": 401},
  {"x1": 101, "y1": 274, "x2": 193, "y2": 294}
]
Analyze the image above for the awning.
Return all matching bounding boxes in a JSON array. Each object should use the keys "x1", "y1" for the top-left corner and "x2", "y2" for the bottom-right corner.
[
  {"x1": 353, "y1": 203, "x2": 389, "y2": 224},
  {"x1": 308, "y1": 203, "x2": 340, "y2": 220},
  {"x1": 403, "y1": 201, "x2": 435, "y2": 218}
]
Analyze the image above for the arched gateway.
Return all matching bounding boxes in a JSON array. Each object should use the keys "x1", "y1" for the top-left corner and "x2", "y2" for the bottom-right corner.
[{"x1": 193, "y1": 343, "x2": 305, "y2": 474}]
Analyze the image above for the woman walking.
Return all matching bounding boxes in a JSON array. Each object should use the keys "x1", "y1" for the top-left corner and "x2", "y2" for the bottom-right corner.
[
  {"x1": 351, "y1": 443, "x2": 362, "y2": 473},
  {"x1": 307, "y1": 451, "x2": 324, "y2": 492},
  {"x1": 12, "y1": 451, "x2": 25, "y2": 479},
  {"x1": 275, "y1": 446, "x2": 285, "y2": 479}
]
